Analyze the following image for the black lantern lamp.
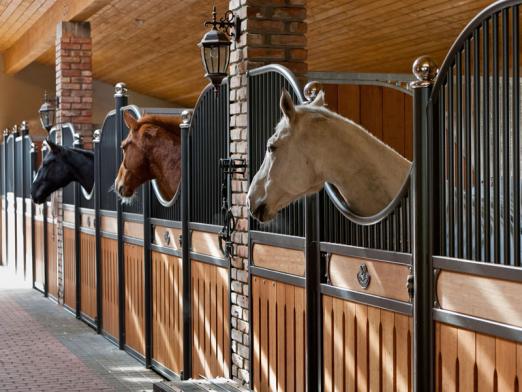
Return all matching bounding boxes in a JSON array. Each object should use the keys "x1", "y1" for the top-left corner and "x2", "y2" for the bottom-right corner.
[
  {"x1": 39, "y1": 91, "x2": 59, "y2": 132},
  {"x1": 199, "y1": 6, "x2": 240, "y2": 94}
]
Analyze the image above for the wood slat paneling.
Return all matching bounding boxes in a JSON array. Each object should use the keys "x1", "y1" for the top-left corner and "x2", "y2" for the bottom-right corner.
[
  {"x1": 436, "y1": 322, "x2": 522, "y2": 391},
  {"x1": 124, "y1": 220, "x2": 143, "y2": 240},
  {"x1": 34, "y1": 217, "x2": 45, "y2": 290},
  {"x1": 47, "y1": 222, "x2": 57, "y2": 299},
  {"x1": 63, "y1": 227, "x2": 76, "y2": 310},
  {"x1": 102, "y1": 237, "x2": 118, "y2": 340},
  {"x1": 125, "y1": 242, "x2": 145, "y2": 356},
  {"x1": 323, "y1": 296, "x2": 412, "y2": 392},
  {"x1": 192, "y1": 260, "x2": 230, "y2": 379},
  {"x1": 252, "y1": 244, "x2": 305, "y2": 276},
  {"x1": 152, "y1": 251, "x2": 183, "y2": 374},
  {"x1": 191, "y1": 231, "x2": 222, "y2": 258},
  {"x1": 80, "y1": 232, "x2": 96, "y2": 320},
  {"x1": 252, "y1": 276, "x2": 305, "y2": 392}
]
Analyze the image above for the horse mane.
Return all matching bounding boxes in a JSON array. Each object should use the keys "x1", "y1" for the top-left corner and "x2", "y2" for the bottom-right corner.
[
  {"x1": 70, "y1": 147, "x2": 94, "y2": 157},
  {"x1": 137, "y1": 115, "x2": 181, "y2": 134}
]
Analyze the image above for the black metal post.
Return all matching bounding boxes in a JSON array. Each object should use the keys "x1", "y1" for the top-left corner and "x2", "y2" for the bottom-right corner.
[
  {"x1": 21, "y1": 123, "x2": 27, "y2": 279},
  {"x1": 115, "y1": 82, "x2": 128, "y2": 348},
  {"x1": 94, "y1": 128, "x2": 102, "y2": 334},
  {"x1": 180, "y1": 110, "x2": 192, "y2": 380},
  {"x1": 143, "y1": 181, "x2": 152, "y2": 368},
  {"x1": 13, "y1": 129, "x2": 18, "y2": 274},
  {"x1": 2, "y1": 130, "x2": 7, "y2": 268},
  {"x1": 411, "y1": 56, "x2": 438, "y2": 392},
  {"x1": 73, "y1": 134, "x2": 82, "y2": 319},
  {"x1": 42, "y1": 142, "x2": 49, "y2": 297},
  {"x1": 30, "y1": 141, "x2": 36, "y2": 289},
  {"x1": 305, "y1": 193, "x2": 321, "y2": 391}
]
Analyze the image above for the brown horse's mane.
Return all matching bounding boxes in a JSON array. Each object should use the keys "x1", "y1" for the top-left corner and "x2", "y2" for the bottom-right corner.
[{"x1": 137, "y1": 115, "x2": 181, "y2": 134}]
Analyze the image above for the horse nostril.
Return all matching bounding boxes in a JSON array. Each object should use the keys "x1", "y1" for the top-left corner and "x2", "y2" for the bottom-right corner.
[
  {"x1": 117, "y1": 185, "x2": 124, "y2": 195},
  {"x1": 253, "y1": 203, "x2": 266, "y2": 220}
]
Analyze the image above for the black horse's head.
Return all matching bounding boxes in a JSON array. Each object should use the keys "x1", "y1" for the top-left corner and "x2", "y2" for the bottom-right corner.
[{"x1": 31, "y1": 140, "x2": 94, "y2": 204}]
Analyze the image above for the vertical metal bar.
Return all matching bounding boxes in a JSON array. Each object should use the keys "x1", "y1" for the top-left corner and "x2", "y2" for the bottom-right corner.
[
  {"x1": 143, "y1": 182, "x2": 152, "y2": 367},
  {"x1": 502, "y1": 8, "x2": 510, "y2": 265},
  {"x1": 30, "y1": 141, "x2": 36, "y2": 289},
  {"x1": 21, "y1": 127, "x2": 27, "y2": 279},
  {"x1": 439, "y1": 82, "x2": 446, "y2": 256},
  {"x1": 73, "y1": 135, "x2": 82, "y2": 319},
  {"x1": 493, "y1": 13, "x2": 501, "y2": 264},
  {"x1": 483, "y1": 19, "x2": 491, "y2": 262},
  {"x1": 114, "y1": 83, "x2": 128, "y2": 345},
  {"x1": 305, "y1": 192, "x2": 321, "y2": 392},
  {"x1": 465, "y1": 40, "x2": 472, "y2": 259},
  {"x1": 411, "y1": 56, "x2": 437, "y2": 392},
  {"x1": 180, "y1": 110, "x2": 192, "y2": 380},
  {"x1": 513, "y1": 6, "x2": 520, "y2": 266},
  {"x1": 94, "y1": 130, "x2": 102, "y2": 334},
  {"x1": 448, "y1": 64, "x2": 455, "y2": 257},
  {"x1": 42, "y1": 143, "x2": 48, "y2": 297},
  {"x1": 456, "y1": 51, "x2": 464, "y2": 258},
  {"x1": 473, "y1": 29, "x2": 481, "y2": 261},
  {"x1": 2, "y1": 132, "x2": 6, "y2": 269}
]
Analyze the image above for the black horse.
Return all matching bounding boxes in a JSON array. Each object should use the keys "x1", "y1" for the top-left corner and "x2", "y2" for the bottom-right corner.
[{"x1": 31, "y1": 140, "x2": 94, "y2": 204}]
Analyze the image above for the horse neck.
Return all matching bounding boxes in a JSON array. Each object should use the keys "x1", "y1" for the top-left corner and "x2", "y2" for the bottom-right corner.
[
  {"x1": 148, "y1": 137, "x2": 181, "y2": 198},
  {"x1": 65, "y1": 150, "x2": 94, "y2": 191},
  {"x1": 311, "y1": 115, "x2": 411, "y2": 216}
]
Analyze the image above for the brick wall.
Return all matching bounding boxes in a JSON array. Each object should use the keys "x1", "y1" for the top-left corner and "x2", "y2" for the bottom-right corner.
[
  {"x1": 227, "y1": 0, "x2": 307, "y2": 385},
  {"x1": 55, "y1": 21, "x2": 93, "y2": 303}
]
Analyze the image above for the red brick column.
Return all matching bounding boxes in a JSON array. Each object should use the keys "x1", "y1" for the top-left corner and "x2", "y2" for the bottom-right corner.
[
  {"x1": 55, "y1": 21, "x2": 93, "y2": 303},
  {"x1": 228, "y1": 0, "x2": 307, "y2": 384}
]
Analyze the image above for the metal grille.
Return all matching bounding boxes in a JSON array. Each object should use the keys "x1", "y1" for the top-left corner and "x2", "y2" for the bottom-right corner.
[
  {"x1": 151, "y1": 195, "x2": 181, "y2": 221},
  {"x1": 62, "y1": 125, "x2": 75, "y2": 205},
  {"x1": 189, "y1": 81, "x2": 229, "y2": 226},
  {"x1": 248, "y1": 68, "x2": 305, "y2": 237},
  {"x1": 6, "y1": 136, "x2": 14, "y2": 193},
  {"x1": 99, "y1": 113, "x2": 117, "y2": 211},
  {"x1": 15, "y1": 137, "x2": 23, "y2": 198},
  {"x1": 432, "y1": 3, "x2": 522, "y2": 265}
]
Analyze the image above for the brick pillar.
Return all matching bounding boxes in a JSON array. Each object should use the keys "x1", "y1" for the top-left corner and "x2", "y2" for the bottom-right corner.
[
  {"x1": 228, "y1": 0, "x2": 307, "y2": 385},
  {"x1": 55, "y1": 21, "x2": 93, "y2": 303}
]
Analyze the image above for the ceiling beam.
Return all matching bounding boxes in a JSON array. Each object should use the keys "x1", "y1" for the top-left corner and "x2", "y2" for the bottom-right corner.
[{"x1": 3, "y1": 0, "x2": 110, "y2": 75}]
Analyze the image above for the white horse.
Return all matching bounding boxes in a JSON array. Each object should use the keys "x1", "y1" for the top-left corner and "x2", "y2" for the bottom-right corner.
[{"x1": 248, "y1": 89, "x2": 412, "y2": 222}]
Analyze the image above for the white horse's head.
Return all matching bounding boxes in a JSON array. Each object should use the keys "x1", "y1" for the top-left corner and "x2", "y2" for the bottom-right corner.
[{"x1": 248, "y1": 89, "x2": 326, "y2": 222}]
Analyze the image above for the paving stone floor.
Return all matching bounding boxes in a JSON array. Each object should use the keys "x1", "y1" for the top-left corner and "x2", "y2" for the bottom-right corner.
[{"x1": 0, "y1": 265, "x2": 163, "y2": 391}]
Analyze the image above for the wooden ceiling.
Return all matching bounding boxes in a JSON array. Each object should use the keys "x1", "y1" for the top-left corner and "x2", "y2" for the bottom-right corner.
[
  {"x1": 307, "y1": 0, "x2": 495, "y2": 74},
  {"x1": 0, "y1": 0, "x2": 498, "y2": 106}
]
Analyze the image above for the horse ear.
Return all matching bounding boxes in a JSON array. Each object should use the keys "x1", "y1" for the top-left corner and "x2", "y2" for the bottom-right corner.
[
  {"x1": 45, "y1": 139, "x2": 61, "y2": 154},
  {"x1": 123, "y1": 110, "x2": 138, "y2": 130},
  {"x1": 310, "y1": 90, "x2": 326, "y2": 107},
  {"x1": 280, "y1": 89, "x2": 295, "y2": 121}
]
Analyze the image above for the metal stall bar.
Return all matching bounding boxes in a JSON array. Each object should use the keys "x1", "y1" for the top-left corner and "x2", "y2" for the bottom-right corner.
[
  {"x1": 94, "y1": 128, "x2": 102, "y2": 333},
  {"x1": 74, "y1": 134, "x2": 82, "y2": 319},
  {"x1": 143, "y1": 181, "x2": 152, "y2": 368}
]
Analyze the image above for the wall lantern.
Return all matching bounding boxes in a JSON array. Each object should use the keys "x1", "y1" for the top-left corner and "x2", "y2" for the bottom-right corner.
[
  {"x1": 39, "y1": 91, "x2": 59, "y2": 132},
  {"x1": 199, "y1": 6, "x2": 240, "y2": 94}
]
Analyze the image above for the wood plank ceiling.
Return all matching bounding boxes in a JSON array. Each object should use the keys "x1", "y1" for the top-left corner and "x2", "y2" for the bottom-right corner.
[{"x1": 0, "y1": 0, "x2": 498, "y2": 106}]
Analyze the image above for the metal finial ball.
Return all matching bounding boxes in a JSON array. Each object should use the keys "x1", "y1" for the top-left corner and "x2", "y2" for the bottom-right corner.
[
  {"x1": 181, "y1": 109, "x2": 193, "y2": 125},
  {"x1": 303, "y1": 81, "x2": 323, "y2": 102},
  {"x1": 114, "y1": 82, "x2": 128, "y2": 97},
  {"x1": 93, "y1": 129, "x2": 101, "y2": 142},
  {"x1": 3, "y1": 129, "x2": 8, "y2": 136},
  {"x1": 412, "y1": 56, "x2": 438, "y2": 82}
]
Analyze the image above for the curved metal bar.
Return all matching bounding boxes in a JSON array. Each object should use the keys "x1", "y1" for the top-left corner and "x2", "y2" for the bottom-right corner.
[
  {"x1": 324, "y1": 169, "x2": 412, "y2": 226},
  {"x1": 248, "y1": 64, "x2": 305, "y2": 104},
  {"x1": 432, "y1": 0, "x2": 521, "y2": 99},
  {"x1": 120, "y1": 104, "x2": 183, "y2": 207},
  {"x1": 81, "y1": 185, "x2": 94, "y2": 200}
]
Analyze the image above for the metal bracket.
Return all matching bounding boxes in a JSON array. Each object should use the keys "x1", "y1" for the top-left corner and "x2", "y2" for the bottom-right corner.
[
  {"x1": 357, "y1": 264, "x2": 371, "y2": 289},
  {"x1": 163, "y1": 231, "x2": 171, "y2": 246},
  {"x1": 407, "y1": 267, "x2": 414, "y2": 302},
  {"x1": 322, "y1": 252, "x2": 332, "y2": 284},
  {"x1": 433, "y1": 268, "x2": 441, "y2": 308},
  {"x1": 178, "y1": 234, "x2": 183, "y2": 248}
]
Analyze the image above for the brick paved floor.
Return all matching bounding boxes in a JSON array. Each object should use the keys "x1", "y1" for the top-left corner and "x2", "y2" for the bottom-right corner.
[{"x1": 0, "y1": 266, "x2": 163, "y2": 391}]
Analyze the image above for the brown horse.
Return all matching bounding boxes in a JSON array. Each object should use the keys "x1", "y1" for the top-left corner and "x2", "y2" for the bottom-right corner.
[{"x1": 114, "y1": 111, "x2": 182, "y2": 203}]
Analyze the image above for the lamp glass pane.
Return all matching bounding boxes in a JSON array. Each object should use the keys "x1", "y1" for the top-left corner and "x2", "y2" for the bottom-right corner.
[{"x1": 218, "y1": 45, "x2": 230, "y2": 74}]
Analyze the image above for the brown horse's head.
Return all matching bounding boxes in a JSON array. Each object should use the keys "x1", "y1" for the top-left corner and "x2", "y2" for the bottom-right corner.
[{"x1": 115, "y1": 112, "x2": 182, "y2": 203}]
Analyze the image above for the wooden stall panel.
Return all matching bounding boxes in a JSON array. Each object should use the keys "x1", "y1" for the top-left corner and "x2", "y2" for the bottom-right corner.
[
  {"x1": 63, "y1": 227, "x2": 76, "y2": 311},
  {"x1": 153, "y1": 226, "x2": 182, "y2": 250},
  {"x1": 323, "y1": 296, "x2": 412, "y2": 392},
  {"x1": 329, "y1": 254, "x2": 410, "y2": 302},
  {"x1": 33, "y1": 214, "x2": 45, "y2": 291},
  {"x1": 125, "y1": 243, "x2": 145, "y2": 356},
  {"x1": 152, "y1": 251, "x2": 183, "y2": 374},
  {"x1": 80, "y1": 232, "x2": 97, "y2": 321},
  {"x1": 80, "y1": 211, "x2": 95, "y2": 230},
  {"x1": 191, "y1": 231, "x2": 222, "y2": 258},
  {"x1": 252, "y1": 244, "x2": 305, "y2": 276},
  {"x1": 1, "y1": 198, "x2": 5, "y2": 266},
  {"x1": 192, "y1": 260, "x2": 230, "y2": 379},
  {"x1": 436, "y1": 322, "x2": 522, "y2": 392},
  {"x1": 124, "y1": 220, "x2": 143, "y2": 240},
  {"x1": 100, "y1": 215, "x2": 117, "y2": 234},
  {"x1": 15, "y1": 197, "x2": 24, "y2": 277},
  {"x1": 102, "y1": 237, "x2": 118, "y2": 340},
  {"x1": 24, "y1": 199, "x2": 33, "y2": 283},
  {"x1": 47, "y1": 222, "x2": 58, "y2": 300},
  {"x1": 7, "y1": 193, "x2": 15, "y2": 271},
  {"x1": 438, "y1": 271, "x2": 522, "y2": 327},
  {"x1": 252, "y1": 277, "x2": 305, "y2": 392}
]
